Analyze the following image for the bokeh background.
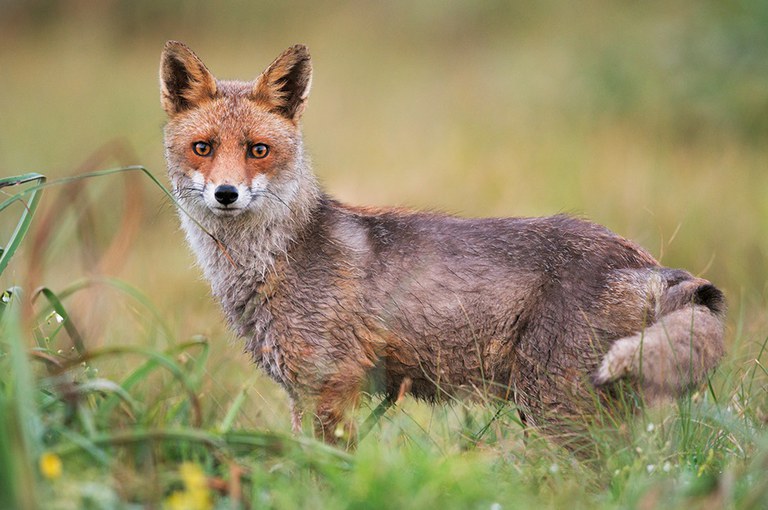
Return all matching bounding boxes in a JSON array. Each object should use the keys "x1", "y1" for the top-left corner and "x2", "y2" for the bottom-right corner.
[{"x1": 1, "y1": 0, "x2": 767, "y2": 430}]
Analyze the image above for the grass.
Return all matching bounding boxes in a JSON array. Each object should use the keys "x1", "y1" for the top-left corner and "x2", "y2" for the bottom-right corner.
[
  {"x1": 1, "y1": 161, "x2": 767, "y2": 510},
  {"x1": 2, "y1": 1, "x2": 768, "y2": 508}
]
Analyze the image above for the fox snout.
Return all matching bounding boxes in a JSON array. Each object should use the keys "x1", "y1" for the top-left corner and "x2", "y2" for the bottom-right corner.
[
  {"x1": 214, "y1": 185, "x2": 239, "y2": 205},
  {"x1": 195, "y1": 174, "x2": 263, "y2": 217}
]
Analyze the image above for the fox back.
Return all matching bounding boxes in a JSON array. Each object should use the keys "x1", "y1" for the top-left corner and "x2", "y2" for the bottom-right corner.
[{"x1": 160, "y1": 42, "x2": 725, "y2": 445}]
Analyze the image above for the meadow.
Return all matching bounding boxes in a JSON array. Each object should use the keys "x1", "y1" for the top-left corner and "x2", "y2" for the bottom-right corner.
[{"x1": 1, "y1": 1, "x2": 767, "y2": 508}]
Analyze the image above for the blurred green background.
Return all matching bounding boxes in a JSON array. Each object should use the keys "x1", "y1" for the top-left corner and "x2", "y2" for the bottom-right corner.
[{"x1": 1, "y1": 0, "x2": 767, "y2": 429}]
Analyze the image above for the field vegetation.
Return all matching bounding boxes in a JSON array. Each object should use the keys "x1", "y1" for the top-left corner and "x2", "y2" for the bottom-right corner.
[{"x1": 1, "y1": 1, "x2": 767, "y2": 508}]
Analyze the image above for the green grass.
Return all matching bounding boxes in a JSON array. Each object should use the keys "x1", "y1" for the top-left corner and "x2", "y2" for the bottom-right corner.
[{"x1": 2, "y1": 1, "x2": 768, "y2": 508}]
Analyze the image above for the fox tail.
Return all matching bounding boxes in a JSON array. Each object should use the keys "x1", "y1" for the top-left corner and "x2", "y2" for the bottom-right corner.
[{"x1": 593, "y1": 278, "x2": 725, "y2": 400}]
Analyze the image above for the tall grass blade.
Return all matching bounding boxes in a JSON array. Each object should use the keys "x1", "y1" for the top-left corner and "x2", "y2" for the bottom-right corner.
[
  {"x1": 51, "y1": 427, "x2": 353, "y2": 470},
  {"x1": 0, "y1": 166, "x2": 215, "y2": 249},
  {"x1": 218, "y1": 383, "x2": 250, "y2": 434},
  {"x1": 34, "y1": 286, "x2": 86, "y2": 355},
  {"x1": 0, "y1": 173, "x2": 46, "y2": 276},
  {"x1": 0, "y1": 288, "x2": 41, "y2": 509}
]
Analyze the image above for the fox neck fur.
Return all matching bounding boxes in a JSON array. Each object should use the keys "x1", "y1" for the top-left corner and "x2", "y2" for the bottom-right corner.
[{"x1": 175, "y1": 144, "x2": 319, "y2": 298}]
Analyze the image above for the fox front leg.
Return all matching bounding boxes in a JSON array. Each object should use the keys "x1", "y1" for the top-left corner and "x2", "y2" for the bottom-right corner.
[{"x1": 313, "y1": 371, "x2": 366, "y2": 448}]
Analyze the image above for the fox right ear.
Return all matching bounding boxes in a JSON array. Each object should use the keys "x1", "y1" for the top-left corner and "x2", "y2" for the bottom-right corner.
[
  {"x1": 160, "y1": 41, "x2": 217, "y2": 116},
  {"x1": 251, "y1": 45, "x2": 312, "y2": 122}
]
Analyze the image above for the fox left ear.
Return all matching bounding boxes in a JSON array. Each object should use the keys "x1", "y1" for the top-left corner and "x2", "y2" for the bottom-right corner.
[
  {"x1": 160, "y1": 41, "x2": 217, "y2": 116},
  {"x1": 252, "y1": 45, "x2": 312, "y2": 122}
]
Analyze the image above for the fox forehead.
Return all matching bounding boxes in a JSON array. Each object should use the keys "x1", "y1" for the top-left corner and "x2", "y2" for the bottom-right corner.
[{"x1": 166, "y1": 90, "x2": 300, "y2": 146}]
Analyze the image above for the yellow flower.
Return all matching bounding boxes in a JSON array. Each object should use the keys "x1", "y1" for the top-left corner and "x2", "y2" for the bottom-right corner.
[
  {"x1": 39, "y1": 452, "x2": 62, "y2": 480},
  {"x1": 164, "y1": 462, "x2": 212, "y2": 510},
  {"x1": 180, "y1": 462, "x2": 208, "y2": 492}
]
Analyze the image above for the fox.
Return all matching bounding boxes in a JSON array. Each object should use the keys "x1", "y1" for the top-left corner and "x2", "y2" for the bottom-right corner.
[{"x1": 159, "y1": 41, "x2": 725, "y2": 445}]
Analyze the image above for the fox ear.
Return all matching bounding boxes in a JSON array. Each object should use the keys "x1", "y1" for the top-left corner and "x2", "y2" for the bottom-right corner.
[
  {"x1": 252, "y1": 45, "x2": 312, "y2": 122},
  {"x1": 160, "y1": 41, "x2": 217, "y2": 116}
]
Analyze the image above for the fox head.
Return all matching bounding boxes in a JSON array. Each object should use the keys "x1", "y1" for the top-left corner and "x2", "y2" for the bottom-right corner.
[{"x1": 160, "y1": 41, "x2": 316, "y2": 220}]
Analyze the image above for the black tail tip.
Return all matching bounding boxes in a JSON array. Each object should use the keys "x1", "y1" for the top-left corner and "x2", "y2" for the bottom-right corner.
[{"x1": 694, "y1": 283, "x2": 726, "y2": 316}]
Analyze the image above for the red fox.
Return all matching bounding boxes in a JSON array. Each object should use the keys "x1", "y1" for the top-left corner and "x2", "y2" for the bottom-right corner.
[{"x1": 160, "y1": 42, "x2": 725, "y2": 444}]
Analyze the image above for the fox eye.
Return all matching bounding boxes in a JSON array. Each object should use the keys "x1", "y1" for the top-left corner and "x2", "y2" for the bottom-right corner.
[
  {"x1": 248, "y1": 143, "x2": 270, "y2": 159},
  {"x1": 192, "y1": 141, "x2": 212, "y2": 157}
]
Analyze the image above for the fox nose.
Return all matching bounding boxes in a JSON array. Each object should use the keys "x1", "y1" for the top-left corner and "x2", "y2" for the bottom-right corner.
[{"x1": 214, "y1": 185, "x2": 239, "y2": 206}]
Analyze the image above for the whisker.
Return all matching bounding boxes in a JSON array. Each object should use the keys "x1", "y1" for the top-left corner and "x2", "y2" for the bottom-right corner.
[{"x1": 173, "y1": 185, "x2": 205, "y2": 201}]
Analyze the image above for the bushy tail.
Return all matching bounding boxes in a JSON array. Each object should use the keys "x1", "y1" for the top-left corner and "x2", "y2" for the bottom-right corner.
[{"x1": 593, "y1": 279, "x2": 725, "y2": 400}]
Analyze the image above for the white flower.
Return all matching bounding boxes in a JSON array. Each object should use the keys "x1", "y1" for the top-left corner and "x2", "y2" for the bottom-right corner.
[
  {"x1": 490, "y1": 504, "x2": 502, "y2": 510},
  {"x1": 662, "y1": 461, "x2": 672, "y2": 473},
  {"x1": 646, "y1": 464, "x2": 655, "y2": 474},
  {"x1": 549, "y1": 463, "x2": 559, "y2": 474},
  {"x1": 646, "y1": 422, "x2": 655, "y2": 433}
]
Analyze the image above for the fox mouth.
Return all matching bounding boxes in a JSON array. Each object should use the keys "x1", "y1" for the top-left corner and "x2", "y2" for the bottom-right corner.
[{"x1": 210, "y1": 205, "x2": 246, "y2": 217}]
